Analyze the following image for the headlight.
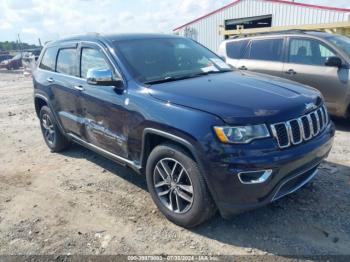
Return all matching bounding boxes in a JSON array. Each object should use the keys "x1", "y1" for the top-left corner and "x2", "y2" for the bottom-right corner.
[{"x1": 214, "y1": 124, "x2": 270, "y2": 144}]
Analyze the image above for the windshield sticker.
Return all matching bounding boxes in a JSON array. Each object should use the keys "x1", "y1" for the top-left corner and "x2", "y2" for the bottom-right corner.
[
  {"x1": 201, "y1": 65, "x2": 219, "y2": 73},
  {"x1": 210, "y1": 58, "x2": 231, "y2": 69}
]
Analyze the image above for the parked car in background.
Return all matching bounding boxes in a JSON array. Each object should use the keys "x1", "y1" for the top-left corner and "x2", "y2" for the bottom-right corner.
[
  {"x1": 33, "y1": 33, "x2": 334, "y2": 227},
  {"x1": 0, "y1": 54, "x2": 13, "y2": 63},
  {"x1": 218, "y1": 30, "x2": 350, "y2": 119},
  {"x1": 0, "y1": 53, "x2": 23, "y2": 70}
]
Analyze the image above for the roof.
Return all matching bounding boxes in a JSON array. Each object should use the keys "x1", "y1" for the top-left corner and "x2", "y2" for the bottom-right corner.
[
  {"x1": 103, "y1": 33, "x2": 180, "y2": 42},
  {"x1": 47, "y1": 33, "x2": 180, "y2": 46},
  {"x1": 173, "y1": 0, "x2": 350, "y2": 31}
]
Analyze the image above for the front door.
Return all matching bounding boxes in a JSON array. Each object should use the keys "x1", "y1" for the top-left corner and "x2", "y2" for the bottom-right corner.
[
  {"x1": 76, "y1": 43, "x2": 128, "y2": 158},
  {"x1": 283, "y1": 37, "x2": 349, "y2": 110}
]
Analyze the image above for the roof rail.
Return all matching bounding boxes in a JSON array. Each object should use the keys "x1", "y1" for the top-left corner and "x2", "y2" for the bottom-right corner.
[
  {"x1": 227, "y1": 29, "x2": 310, "y2": 39},
  {"x1": 220, "y1": 21, "x2": 350, "y2": 38}
]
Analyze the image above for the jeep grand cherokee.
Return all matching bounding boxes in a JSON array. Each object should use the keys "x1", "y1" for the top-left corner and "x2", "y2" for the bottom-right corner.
[{"x1": 33, "y1": 33, "x2": 335, "y2": 227}]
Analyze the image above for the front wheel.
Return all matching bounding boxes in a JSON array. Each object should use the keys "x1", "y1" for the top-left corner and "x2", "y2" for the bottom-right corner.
[{"x1": 146, "y1": 143, "x2": 216, "y2": 227}]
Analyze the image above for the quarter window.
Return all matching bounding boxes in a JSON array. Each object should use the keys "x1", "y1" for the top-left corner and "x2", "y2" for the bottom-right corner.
[
  {"x1": 39, "y1": 47, "x2": 57, "y2": 71},
  {"x1": 80, "y1": 48, "x2": 110, "y2": 79},
  {"x1": 56, "y1": 48, "x2": 77, "y2": 76},
  {"x1": 289, "y1": 38, "x2": 335, "y2": 66},
  {"x1": 226, "y1": 40, "x2": 248, "y2": 59},
  {"x1": 248, "y1": 39, "x2": 283, "y2": 61}
]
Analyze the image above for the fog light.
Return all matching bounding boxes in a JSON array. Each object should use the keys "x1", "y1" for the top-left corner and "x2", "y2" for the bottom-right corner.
[{"x1": 238, "y1": 170, "x2": 273, "y2": 184}]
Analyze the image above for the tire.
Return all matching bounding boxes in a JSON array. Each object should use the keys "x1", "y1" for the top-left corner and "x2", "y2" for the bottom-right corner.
[
  {"x1": 39, "y1": 106, "x2": 70, "y2": 152},
  {"x1": 146, "y1": 143, "x2": 216, "y2": 227}
]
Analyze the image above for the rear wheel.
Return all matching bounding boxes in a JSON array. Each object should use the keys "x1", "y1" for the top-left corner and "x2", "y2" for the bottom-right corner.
[
  {"x1": 39, "y1": 106, "x2": 70, "y2": 152},
  {"x1": 146, "y1": 143, "x2": 216, "y2": 227}
]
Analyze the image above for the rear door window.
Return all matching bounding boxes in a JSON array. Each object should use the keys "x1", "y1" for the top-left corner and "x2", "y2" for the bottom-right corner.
[
  {"x1": 226, "y1": 40, "x2": 248, "y2": 59},
  {"x1": 39, "y1": 47, "x2": 57, "y2": 71},
  {"x1": 247, "y1": 38, "x2": 284, "y2": 61},
  {"x1": 56, "y1": 48, "x2": 77, "y2": 76},
  {"x1": 288, "y1": 38, "x2": 336, "y2": 66}
]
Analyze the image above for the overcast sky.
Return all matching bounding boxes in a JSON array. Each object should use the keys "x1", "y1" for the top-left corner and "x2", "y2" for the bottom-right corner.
[{"x1": 0, "y1": 0, "x2": 350, "y2": 45}]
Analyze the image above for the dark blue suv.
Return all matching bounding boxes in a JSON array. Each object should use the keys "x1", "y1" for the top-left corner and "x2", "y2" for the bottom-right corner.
[{"x1": 33, "y1": 33, "x2": 335, "y2": 227}]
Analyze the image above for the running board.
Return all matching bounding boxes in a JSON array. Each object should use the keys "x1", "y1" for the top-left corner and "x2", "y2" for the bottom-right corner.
[{"x1": 67, "y1": 133, "x2": 142, "y2": 174}]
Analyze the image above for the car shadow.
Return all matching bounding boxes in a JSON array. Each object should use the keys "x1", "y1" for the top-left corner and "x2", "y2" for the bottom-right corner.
[
  {"x1": 61, "y1": 143, "x2": 148, "y2": 191},
  {"x1": 61, "y1": 143, "x2": 350, "y2": 255},
  {"x1": 331, "y1": 116, "x2": 350, "y2": 131}
]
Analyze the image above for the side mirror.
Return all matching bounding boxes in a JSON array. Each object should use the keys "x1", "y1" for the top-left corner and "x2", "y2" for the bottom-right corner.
[
  {"x1": 86, "y1": 67, "x2": 124, "y2": 89},
  {"x1": 219, "y1": 55, "x2": 226, "y2": 62},
  {"x1": 325, "y1": 56, "x2": 342, "y2": 68}
]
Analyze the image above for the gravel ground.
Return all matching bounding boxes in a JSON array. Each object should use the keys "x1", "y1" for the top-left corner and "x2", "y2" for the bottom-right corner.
[{"x1": 0, "y1": 70, "x2": 349, "y2": 257}]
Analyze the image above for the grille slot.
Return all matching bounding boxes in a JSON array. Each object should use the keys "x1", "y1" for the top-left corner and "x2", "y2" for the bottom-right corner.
[
  {"x1": 289, "y1": 119, "x2": 302, "y2": 144},
  {"x1": 271, "y1": 105, "x2": 329, "y2": 149}
]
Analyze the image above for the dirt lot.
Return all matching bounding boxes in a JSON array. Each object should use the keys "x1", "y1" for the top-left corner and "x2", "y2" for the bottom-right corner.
[{"x1": 0, "y1": 70, "x2": 349, "y2": 257}]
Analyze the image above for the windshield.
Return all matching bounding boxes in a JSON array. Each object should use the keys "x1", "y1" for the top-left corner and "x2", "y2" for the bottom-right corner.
[
  {"x1": 326, "y1": 35, "x2": 350, "y2": 57},
  {"x1": 113, "y1": 37, "x2": 232, "y2": 84}
]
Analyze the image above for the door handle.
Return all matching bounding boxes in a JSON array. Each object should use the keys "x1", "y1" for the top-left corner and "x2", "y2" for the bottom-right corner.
[
  {"x1": 73, "y1": 85, "x2": 85, "y2": 91},
  {"x1": 46, "y1": 77, "x2": 54, "y2": 83},
  {"x1": 285, "y1": 69, "x2": 297, "y2": 75},
  {"x1": 238, "y1": 66, "x2": 247, "y2": 70}
]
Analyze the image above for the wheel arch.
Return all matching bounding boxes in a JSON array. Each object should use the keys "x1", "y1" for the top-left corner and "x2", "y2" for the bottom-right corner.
[
  {"x1": 34, "y1": 95, "x2": 48, "y2": 117},
  {"x1": 34, "y1": 93, "x2": 67, "y2": 136},
  {"x1": 141, "y1": 128, "x2": 199, "y2": 172},
  {"x1": 140, "y1": 127, "x2": 220, "y2": 213}
]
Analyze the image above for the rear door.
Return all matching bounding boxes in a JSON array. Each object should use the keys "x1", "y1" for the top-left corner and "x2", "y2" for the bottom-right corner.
[
  {"x1": 75, "y1": 42, "x2": 128, "y2": 158},
  {"x1": 224, "y1": 39, "x2": 248, "y2": 68},
  {"x1": 236, "y1": 37, "x2": 284, "y2": 77},
  {"x1": 50, "y1": 44, "x2": 85, "y2": 136},
  {"x1": 283, "y1": 37, "x2": 348, "y2": 105}
]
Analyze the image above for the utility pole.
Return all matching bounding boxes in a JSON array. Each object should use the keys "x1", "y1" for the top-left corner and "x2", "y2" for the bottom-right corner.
[{"x1": 17, "y1": 33, "x2": 23, "y2": 55}]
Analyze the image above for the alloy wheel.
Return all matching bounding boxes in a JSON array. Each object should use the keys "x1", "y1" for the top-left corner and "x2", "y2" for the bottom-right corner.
[
  {"x1": 41, "y1": 113, "x2": 55, "y2": 145},
  {"x1": 153, "y1": 158, "x2": 194, "y2": 213}
]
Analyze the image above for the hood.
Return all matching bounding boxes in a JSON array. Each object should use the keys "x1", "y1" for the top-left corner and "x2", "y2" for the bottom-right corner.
[{"x1": 147, "y1": 71, "x2": 322, "y2": 125}]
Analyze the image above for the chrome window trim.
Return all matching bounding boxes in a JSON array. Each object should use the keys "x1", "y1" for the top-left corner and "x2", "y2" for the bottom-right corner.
[{"x1": 36, "y1": 40, "x2": 126, "y2": 87}]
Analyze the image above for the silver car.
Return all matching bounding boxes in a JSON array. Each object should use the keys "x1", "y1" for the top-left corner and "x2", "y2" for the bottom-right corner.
[{"x1": 218, "y1": 30, "x2": 350, "y2": 119}]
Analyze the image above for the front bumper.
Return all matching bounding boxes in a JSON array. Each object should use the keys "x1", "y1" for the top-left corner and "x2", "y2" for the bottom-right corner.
[{"x1": 201, "y1": 122, "x2": 335, "y2": 219}]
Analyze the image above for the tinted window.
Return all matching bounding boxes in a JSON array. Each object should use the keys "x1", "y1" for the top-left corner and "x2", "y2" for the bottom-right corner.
[
  {"x1": 39, "y1": 47, "x2": 57, "y2": 71},
  {"x1": 226, "y1": 40, "x2": 248, "y2": 59},
  {"x1": 113, "y1": 38, "x2": 231, "y2": 83},
  {"x1": 248, "y1": 39, "x2": 283, "y2": 61},
  {"x1": 289, "y1": 38, "x2": 335, "y2": 65},
  {"x1": 80, "y1": 48, "x2": 110, "y2": 79},
  {"x1": 326, "y1": 35, "x2": 350, "y2": 57},
  {"x1": 56, "y1": 48, "x2": 77, "y2": 76}
]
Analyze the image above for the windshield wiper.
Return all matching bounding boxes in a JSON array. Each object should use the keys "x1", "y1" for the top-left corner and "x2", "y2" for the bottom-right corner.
[
  {"x1": 144, "y1": 69, "x2": 233, "y2": 85},
  {"x1": 145, "y1": 75, "x2": 193, "y2": 85}
]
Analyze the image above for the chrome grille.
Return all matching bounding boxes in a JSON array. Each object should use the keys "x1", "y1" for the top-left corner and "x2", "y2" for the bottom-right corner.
[{"x1": 271, "y1": 105, "x2": 329, "y2": 149}]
